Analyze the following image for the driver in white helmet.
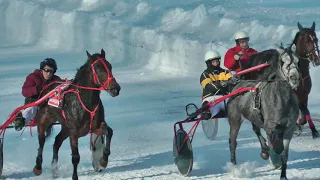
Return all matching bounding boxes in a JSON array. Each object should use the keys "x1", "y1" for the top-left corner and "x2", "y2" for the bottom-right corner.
[
  {"x1": 224, "y1": 31, "x2": 258, "y2": 72},
  {"x1": 200, "y1": 50, "x2": 238, "y2": 120}
]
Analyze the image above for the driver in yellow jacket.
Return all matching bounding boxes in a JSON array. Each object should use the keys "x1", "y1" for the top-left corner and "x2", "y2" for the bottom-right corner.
[{"x1": 200, "y1": 50, "x2": 237, "y2": 120}]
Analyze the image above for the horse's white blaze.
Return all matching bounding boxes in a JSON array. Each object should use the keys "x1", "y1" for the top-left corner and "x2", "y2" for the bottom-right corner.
[{"x1": 309, "y1": 35, "x2": 320, "y2": 58}]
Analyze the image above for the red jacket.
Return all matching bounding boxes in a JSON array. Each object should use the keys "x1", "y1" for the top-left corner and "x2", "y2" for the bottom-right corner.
[
  {"x1": 224, "y1": 45, "x2": 258, "y2": 72},
  {"x1": 22, "y1": 69, "x2": 61, "y2": 98}
]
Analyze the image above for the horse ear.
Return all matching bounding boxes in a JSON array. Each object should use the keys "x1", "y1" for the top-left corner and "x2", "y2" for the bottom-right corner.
[
  {"x1": 86, "y1": 51, "x2": 92, "y2": 59},
  {"x1": 280, "y1": 42, "x2": 284, "y2": 49},
  {"x1": 297, "y1": 22, "x2": 303, "y2": 31},
  {"x1": 311, "y1": 21, "x2": 316, "y2": 31},
  {"x1": 101, "y1": 48, "x2": 105, "y2": 58}
]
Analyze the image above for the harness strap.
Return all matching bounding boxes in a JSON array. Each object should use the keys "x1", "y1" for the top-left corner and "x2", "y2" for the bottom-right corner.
[
  {"x1": 252, "y1": 82, "x2": 268, "y2": 128},
  {"x1": 253, "y1": 82, "x2": 262, "y2": 109},
  {"x1": 58, "y1": 88, "x2": 101, "y2": 150}
]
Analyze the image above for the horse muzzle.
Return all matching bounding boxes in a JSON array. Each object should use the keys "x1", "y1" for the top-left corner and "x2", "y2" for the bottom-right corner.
[{"x1": 107, "y1": 83, "x2": 121, "y2": 97}]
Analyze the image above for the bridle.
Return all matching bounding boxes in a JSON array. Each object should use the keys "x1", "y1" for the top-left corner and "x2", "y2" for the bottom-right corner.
[
  {"x1": 277, "y1": 48, "x2": 300, "y2": 89},
  {"x1": 294, "y1": 32, "x2": 320, "y2": 67},
  {"x1": 90, "y1": 57, "x2": 115, "y2": 90}
]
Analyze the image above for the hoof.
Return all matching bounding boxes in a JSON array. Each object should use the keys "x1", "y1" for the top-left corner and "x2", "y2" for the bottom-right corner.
[
  {"x1": 99, "y1": 158, "x2": 108, "y2": 168},
  {"x1": 294, "y1": 124, "x2": 302, "y2": 136},
  {"x1": 52, "y1": 173, "x2": 59, "y2": 179},
  {"x1": 33, "y1": 167, "x2": 42, "y2": 176},
  {"x1": 261, "y1": 152, "x2": 269, "y2": 160},
  {"x1": 312, "y1": 129, "x2": 319, "y2": 139},
  {"x1": 51, "y1": 163, "x2": 59, "y2": 178},
  {"x1": 92, "y1": 161, "x2": 104, "y2": 172}
]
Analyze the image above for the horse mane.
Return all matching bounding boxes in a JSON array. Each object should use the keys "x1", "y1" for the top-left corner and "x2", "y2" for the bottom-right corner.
[
  {"x1": 73, "y1": 53, "x2": 102, "y2": 83},
  {"x1": 240, "y1": 49, "x2": 279, "y2": 81}
]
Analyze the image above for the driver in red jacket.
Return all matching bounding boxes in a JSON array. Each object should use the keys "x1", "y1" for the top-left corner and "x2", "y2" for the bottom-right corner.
[
  {"x1": 14, "y1": 58, "x2": 61, "y2": 131},
  {"x1": 224, "y1": 31, "x2": 258, "y2": 72}
]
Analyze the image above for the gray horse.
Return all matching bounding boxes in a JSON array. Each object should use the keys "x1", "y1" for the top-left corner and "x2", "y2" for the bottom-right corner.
[{"x1": 227, "y1": 46, "x2": 300, "y2": 180}]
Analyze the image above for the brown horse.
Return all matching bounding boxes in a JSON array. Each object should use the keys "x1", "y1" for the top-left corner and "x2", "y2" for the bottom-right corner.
[
  {"x1": 33, "y1": 49, "x2": 121, "y2": 180},
  {"x1": 292, "y1": 22, "x2": 320, "y2": 139}
]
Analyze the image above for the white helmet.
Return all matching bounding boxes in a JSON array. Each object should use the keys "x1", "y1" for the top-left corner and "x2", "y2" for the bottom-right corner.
[
  {"x1": 234, "y1": 31, "x2": 249, "y2": 40},
  {"x1": 205, "y1": 50, "x2": 221, "y2": 61}
]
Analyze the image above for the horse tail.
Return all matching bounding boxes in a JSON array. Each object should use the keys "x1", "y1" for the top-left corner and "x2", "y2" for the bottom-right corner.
[{"x1": 45, "y1": 123, "x2": 55, "y2": 139}]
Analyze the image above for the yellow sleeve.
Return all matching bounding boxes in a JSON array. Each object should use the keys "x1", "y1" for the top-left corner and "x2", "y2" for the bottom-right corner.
[
  {"x1": 225, "y1": 71, "x2": 232, "y2": 80},
  {"x1": 201, "y1": 78, "x2": 213, "y2": 88}
]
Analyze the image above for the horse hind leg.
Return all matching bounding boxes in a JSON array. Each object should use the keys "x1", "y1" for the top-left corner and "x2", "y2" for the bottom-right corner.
[
  {"x1": 252, "y1": 123, "x2": 269, "y2": 160},
  {"x1": 33, "y1": 112, "x2": 53, "y2": 176},
  {"x1": 228, "y1": 110, "x2": 242, "y2": 165},
  {"x1": 51, "y1": 127, "x2": 69, "y2": 177}
]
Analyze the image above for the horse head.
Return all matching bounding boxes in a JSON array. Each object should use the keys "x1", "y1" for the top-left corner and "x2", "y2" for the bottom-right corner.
[
  {"x1": 275, "y1": 45, "x2": 300, "y2": 89},
  {"x1": 85, "y1": 49, "x2": 121, "y2": 97},
  {"x1": 293, "y1": 22, "x2": 320, "y2": 67}
]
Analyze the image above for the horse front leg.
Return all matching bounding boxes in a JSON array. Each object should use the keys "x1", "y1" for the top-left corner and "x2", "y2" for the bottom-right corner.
[
  {"x1": 51, "y1": 127, "x2": 69, "y2": 177},
  {"x1": 99, "y1": 123, "x2": 113, "y2": 168},
  {"x1": 70, "y1": 135, "x2": 80, "y2": 180},
  {"x1": 229, "y1": 116, "x2": 241, "y2": 165},
  {"x1": 299, "y1": 102, "x2": 319, "y2": 138},
  {"x1": 252, "y1": 123, "x2": 269, "y2": 160},
  {"x1": 33, "y1": 124, "x2": 46, "y2": 175},
  {"x1": 280, "y1": 139, "x2": 291, "y2": 180}
]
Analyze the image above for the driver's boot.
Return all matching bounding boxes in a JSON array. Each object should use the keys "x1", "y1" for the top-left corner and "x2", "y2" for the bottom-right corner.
[
  {"x1": 13, "y1": 112, "x2": 25, "y2": 131},
  {"x1": 201, "y1": 101, "x2": 212, "y2": 120}
]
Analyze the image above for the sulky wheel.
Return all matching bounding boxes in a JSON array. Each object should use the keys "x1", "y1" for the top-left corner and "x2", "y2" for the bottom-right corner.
[
  {"x1": 0, "y1": 138, "x2": 3, "y2": 176},
  {"x1": 201, "y1": 118, "x2": 219, "y2": 140},
  {"x1": 173, "y1": 129, "x2": 193, "y2": 176}
]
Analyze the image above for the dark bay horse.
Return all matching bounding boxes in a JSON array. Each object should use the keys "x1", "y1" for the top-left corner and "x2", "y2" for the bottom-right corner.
[
  {"x1": 292, "y1": 22, "x2": 320, "y2": 139},
  {"x1": 227, "y1": 46, "x2": 300, "y2": 180},
  {"x1": 33, "y1": 49, "x2": 121, "y2": 180}
]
